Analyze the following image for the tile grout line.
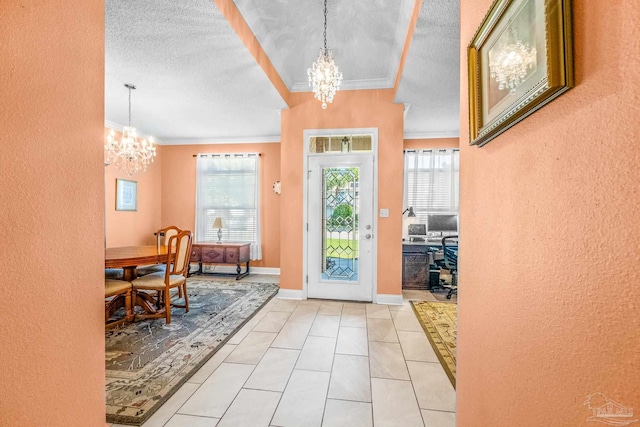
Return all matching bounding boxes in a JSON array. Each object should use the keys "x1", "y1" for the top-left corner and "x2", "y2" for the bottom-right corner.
[
  {"x1": 171, "y1": 298, "x2": 279, "y2": 426},
  {"x1": 216, "y1": 299, "x2": 291, "y2": 426},
  {"x1": 268, "y1": 301, "x2": 318, "y2": 427},
  {"x1": 320, "y1": 302, "x2": 344, "y2": 426},
  {"x1": 393, "y1": 301, "x2": 428, "y2": 427},
  {"x1": 366, "y1": 310, "x2": 377, "y2": 427},
  {"x1": 254, "y1": 299, "x2": 301, "y2": 427}
]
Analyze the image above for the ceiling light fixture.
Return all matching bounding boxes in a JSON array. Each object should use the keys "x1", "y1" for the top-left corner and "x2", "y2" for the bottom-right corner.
[
  {"x1": 307, "y1": 0, "x2": 342, "y2": 109},
  {"x1": 105, "y1": 84, "x2": 157, "y2": 176},
  {"x1": 489, "y1": 27, "x2": 537, "y2": 93}
]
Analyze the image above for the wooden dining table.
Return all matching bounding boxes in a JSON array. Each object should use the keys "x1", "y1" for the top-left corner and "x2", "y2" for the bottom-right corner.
[
  {"x1": 105, "y1": 245, "x2": 170, "y2": 282},
  {"x1": 105, "y1": 245, "x2": 174, "y2": 316}
]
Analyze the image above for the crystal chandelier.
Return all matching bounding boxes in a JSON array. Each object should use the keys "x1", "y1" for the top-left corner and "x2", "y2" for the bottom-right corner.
[
  {"x1": 105, "y1": 84, "x2": 156, "y2": 176},
  {"x1": 489, "y1": 27, "x2": 537, "y2": 93},
  {"x1": 308, "y1": 0, "x2": 342, "y2": 109}
]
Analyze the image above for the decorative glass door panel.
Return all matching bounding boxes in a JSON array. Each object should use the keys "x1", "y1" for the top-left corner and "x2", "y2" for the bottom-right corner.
[
  {"x1": 308, "y1": 154, "x2": 374, "y2": 301},
  {"x1": 322, "y1": 167, "x2": 359, "y2": 281}
]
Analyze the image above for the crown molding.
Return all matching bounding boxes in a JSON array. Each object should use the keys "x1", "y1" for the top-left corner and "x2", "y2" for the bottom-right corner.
[
  {"x1": 104, "y1": 120, "x2": 158, "y2": 141},
  {"x1": 404, "y1": 131, "x2": 460, "y2": 139},
  {"x1": 388, "y1": 0, "x2": 415, "y2": 86},
  {"x1": 159, "y1": 135, "x2": 281, "y2": 146},
  {"x1": 403, "y1": 103, "x2": 411, "y2": 119},
  {"x1": 289, "y1": 77, "x2": 394, "y2": 92}
]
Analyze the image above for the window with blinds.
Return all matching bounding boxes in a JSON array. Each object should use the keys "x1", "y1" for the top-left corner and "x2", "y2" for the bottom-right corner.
[
  {"x1": 195, "y1": 153, "x2": 262, "y2": 260},
  {"x1": 403, "y1": 149, "x2": 460, "y2": 225}
]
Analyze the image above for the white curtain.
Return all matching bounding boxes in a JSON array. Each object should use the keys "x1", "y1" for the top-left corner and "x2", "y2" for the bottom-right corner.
[
  {"x1": 403, "y1": 149, "x2": 460, "y2": 225},
  {"x1": 195, "y1": 153, "x2": 262, "y2": 260}
]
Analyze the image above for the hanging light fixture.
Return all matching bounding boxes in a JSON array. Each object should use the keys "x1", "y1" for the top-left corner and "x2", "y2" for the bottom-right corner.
[
  {"x1": 105, "y1": 84, "x2": 157, "y2": 176},
  {"x1": 489, "y1": 27, "x2": 537, "y2": 94},
  {"x1": 307, "y1": 0, "x2": 342, "y2": 109}
]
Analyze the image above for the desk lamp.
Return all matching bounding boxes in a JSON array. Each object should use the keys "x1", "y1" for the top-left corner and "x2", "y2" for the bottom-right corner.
[
  {"x1": 402, "y1": 207, "x2": 418, "y2": 241},
  {"x1": 402, "y1": 207, "x2": 416, "y2": 217},
  {"x1": 212, "y1": 217, "x2": 226, "y2": 243}
]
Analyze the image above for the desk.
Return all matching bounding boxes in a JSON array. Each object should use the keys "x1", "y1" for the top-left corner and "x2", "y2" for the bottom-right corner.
[
  {"x1": 105, "y1": 245, "x2": 170, "y2": 282},
  {"x1": 191, "y1": 242, "x2": 251, "y2": 280},
  {"x1": 402, "y1": 240, "x2": 458, "y2": 290}
]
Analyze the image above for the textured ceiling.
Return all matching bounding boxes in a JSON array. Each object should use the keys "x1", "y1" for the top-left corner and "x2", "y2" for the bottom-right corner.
[
  {"x1": 233, "y1": 0, "x2": 414, "y2": 91},
  {"x1": 105, "y1": 0, "x2": 460, "y2": 142},
  {"x1": 395, "y1": 0, "x2": 461, "y2": 138},
  {"x1": 105, "y1": 0, "x2": 287, "y2": 142}
]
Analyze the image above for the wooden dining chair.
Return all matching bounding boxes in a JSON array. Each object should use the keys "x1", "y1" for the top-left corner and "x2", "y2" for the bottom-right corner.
[
  {"x1": 137, "y1": 226, "x2": 182, "y2": 276},
  {"x1": 105, "y1": 268, "x2": 124, "y2": 280},
  {"x1": 131, "y1": 230, "x2": 193, "y2": 324},
  {"x1": 105, "y1": 278, "x2": 133, "y2": 328}
]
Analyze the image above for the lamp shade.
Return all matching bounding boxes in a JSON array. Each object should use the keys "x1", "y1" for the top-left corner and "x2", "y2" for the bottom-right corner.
[{"x1": 212, "y1": 217, "x2": 225, "y2": 229}]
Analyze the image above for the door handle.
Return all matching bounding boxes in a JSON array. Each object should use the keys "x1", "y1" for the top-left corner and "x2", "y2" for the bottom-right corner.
[{"x1": 364, "y1": 233, "x2": 372, "y2": 240}]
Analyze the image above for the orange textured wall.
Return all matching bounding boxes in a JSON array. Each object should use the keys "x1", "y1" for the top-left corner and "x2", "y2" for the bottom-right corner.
[
  {"x1": 160, "y1": 143, "x2": 281, "y2": 268},
  {"x1": 458, "y1": 1, "x2": 640, "y2": 426},
  {"x1": 0, "y1": 1, "x2": 105, "y2": 426},
  {"x1": 281, "y1": 90, "x2": 405, "y2": 296},
  {"x1": 104, "y1": 128, "x2": 163, "y2": 247},
  {"x1": 403, "y1": 137, "x2": 459, "y2": 150}
]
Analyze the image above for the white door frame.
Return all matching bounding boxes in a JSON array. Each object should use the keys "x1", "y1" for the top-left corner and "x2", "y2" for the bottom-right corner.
[{"x1": 302, "y1": 128, "x2": 379, "y2": 302}]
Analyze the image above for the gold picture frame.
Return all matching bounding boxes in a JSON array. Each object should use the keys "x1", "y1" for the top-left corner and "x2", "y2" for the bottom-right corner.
[{"x1": 468, "y1": 0, "x2": 573, "y2": 147}]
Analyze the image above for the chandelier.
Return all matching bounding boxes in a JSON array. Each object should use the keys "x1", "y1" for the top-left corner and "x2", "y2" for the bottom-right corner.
[
  {"x1": 105, "y1": 84, "x2": 156, "y2": 176},
  {"x1": 489, "y1": 27, "x2": 537, "y2": 93},
  {"x1": 307, "y1": 0, "x2": 342, "y2": 109}
]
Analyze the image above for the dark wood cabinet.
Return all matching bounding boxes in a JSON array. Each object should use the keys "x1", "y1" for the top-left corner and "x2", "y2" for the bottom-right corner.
[
  {"x1": 402, "y1": 244, "x2": 430, "y2": 289},
  {"x1": 191, "y1": 242, "x2": 251, "y2": 280},
  {"x1": 200, "y1": 246, "x2": 224, "y2": 263}
]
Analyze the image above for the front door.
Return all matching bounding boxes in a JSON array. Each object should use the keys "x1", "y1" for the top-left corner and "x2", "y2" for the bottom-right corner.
[{"x1": 307, "y1": 154, "x2": 374, "y2": 301}]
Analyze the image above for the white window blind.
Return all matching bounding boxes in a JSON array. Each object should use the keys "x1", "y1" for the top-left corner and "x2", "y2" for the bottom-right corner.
[
  {"x1": 403, "y1": 149, "x2": 460, "y2": 225},
  {"x1": 195, "y1": 153, "x2": 262, "y2": 260}
]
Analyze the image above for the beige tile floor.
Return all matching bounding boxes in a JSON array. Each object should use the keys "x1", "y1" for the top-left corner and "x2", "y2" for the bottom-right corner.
[{"x1": 110, "y1": 276, "x2": 456, "y2": 427}]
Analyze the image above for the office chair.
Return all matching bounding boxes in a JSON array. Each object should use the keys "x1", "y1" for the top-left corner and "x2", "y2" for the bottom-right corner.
[{"x1": 441, "y1": 236, "x2": 458, "y2": 299}]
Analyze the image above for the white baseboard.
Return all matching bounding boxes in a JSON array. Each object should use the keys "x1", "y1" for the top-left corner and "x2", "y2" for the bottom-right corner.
[
  {"x1": 250, "y1": 267, "x2": 280, "y2": 275},
  {"x1": 277, "y1": 289, "x2": 304, "y2": 300},
  {"x1": 376, "y1": 294, "x2": 404, "y2": 305},
  {"x1": 194, "y1": 264, "x2": 280, "y2": 275}
]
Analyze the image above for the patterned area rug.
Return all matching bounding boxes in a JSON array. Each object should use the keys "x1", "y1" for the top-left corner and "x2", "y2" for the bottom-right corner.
[
  {"x1": 105, "y1": 279, "x2": 278, "y2": 425},
  {"x1": 411, "y1": 301, "x2": 457, "y2": 388}
]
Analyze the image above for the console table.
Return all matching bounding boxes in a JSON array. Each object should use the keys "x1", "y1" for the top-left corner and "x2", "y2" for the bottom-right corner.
[{"x1": 191, "y1": 242, "x2": 251, "y2": 280}]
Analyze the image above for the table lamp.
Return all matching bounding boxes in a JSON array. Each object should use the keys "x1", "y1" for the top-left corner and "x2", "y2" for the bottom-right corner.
[{"x1": 212, "y1": 217, "x2": 226, "y2": 243}]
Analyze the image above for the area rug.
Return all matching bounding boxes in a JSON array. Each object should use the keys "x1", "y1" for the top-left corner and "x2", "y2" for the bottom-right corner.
[
  {"x1": 105, "y1": 279, "x2": 278, "y2": 425},
  {"x1": 411, "y1": 301, "x2": 457, "y2": 388}
]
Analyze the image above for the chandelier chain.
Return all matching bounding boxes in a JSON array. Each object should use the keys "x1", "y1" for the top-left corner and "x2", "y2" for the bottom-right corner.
[
  {"x1": 323, "y1": 0, "x2": 327, "y2": 52},
  {"x1": 308, "y1": 0, "x2": 342, "y2": 109},
  {"x1": 104, "y1": 83, "x2": 156, "y2": 175},
  {"x1": 124, "y1": 83, "x2": 136, "y2": 126}
]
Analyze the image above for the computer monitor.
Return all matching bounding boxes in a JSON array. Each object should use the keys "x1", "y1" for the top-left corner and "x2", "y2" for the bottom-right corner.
[
  {"x1": 407, "y1": 224, "x2": 426, "y2": 242},
  {"x1": 427, "y1": 215, "x2": 458, "y2": 233}
]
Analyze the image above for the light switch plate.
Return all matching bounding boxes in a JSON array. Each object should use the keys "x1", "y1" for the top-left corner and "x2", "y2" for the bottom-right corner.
[{"x1": 379, "y1": 208, "x2": 389, "y2": 218}]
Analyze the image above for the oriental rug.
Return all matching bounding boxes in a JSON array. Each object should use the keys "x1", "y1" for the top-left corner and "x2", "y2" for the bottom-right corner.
[
  {"x1": 105, "y1": 279, "x2": 278, "y2": 425},
  {"x1": 411, "y1": 301, "x2": 457, "y2": 388}
]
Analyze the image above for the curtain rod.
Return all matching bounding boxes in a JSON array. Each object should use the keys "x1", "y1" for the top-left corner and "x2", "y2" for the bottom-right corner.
[
  {"x1": 403, "y1": 149, "x2": 460, "y2": 153},
  {"x1": 193, "y1": 153, "x2": 262, "y2": 157}
]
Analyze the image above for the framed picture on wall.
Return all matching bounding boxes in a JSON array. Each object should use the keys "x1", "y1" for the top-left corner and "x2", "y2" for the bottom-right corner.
[
  {"x1": 468, "y1": 0, "x2": 573, "y2": 147},
  {"x1": 116, "y1": 179, "x2": 137, "y2": 211}
]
